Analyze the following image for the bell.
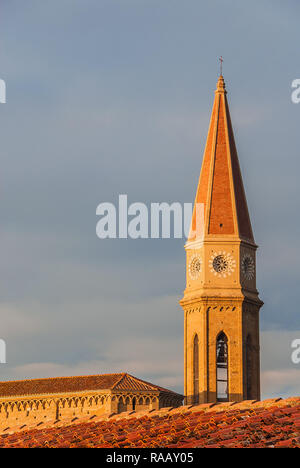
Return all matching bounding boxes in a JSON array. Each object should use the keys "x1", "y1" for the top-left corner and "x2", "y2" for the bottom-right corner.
[{"x1": 217, "y1": 341, "x2": 226, "y2": 364}]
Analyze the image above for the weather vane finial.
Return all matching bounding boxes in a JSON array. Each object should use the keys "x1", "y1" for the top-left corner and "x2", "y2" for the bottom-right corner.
[{"x1": 219, "y1": 56, "x2": 223, "y2": 76}]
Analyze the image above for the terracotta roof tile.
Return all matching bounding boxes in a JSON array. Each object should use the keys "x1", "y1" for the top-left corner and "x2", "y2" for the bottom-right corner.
[{"x1": 1, "y1": 397, "x2": 300, "y2": 448}]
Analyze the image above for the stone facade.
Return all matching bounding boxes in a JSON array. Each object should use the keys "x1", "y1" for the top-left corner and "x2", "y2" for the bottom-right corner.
[{"x1": 181, "y1": 76, "x2": 263, "y2": 405}]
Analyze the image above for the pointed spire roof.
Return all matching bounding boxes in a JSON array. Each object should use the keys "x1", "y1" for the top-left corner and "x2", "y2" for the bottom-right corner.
[{"x1": 188, "y1": 75, "x2": 254, "y2": 243}]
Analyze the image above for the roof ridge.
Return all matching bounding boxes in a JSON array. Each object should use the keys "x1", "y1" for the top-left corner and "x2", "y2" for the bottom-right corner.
[
  {"x1": 124, "y1": 373, "x2": 179, "y2": 394},
  {"x1": 111, "y1": 373, "x2": 127, "y2": 390},
  {"x1": 0, "y1": 372, "x2": 125, "y2": 385}
]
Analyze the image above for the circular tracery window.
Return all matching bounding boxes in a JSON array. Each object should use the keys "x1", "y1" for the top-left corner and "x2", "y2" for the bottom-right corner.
[
  {"x1": 212, "y1": 255, "x2": 229, "y2": 273},
  {"x1": 189, "y1": 256, "x2": 202, "y2": 280},
  {"x1": 209, "y1": 251, "x2": 236, "y2": 278},
  {"x1": 241, "y1": 254, "x2": 255, "y2": 280}
]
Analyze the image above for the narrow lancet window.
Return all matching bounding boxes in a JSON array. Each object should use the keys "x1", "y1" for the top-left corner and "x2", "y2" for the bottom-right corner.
[
  {"x1": 193, "y1": 335, "x2": 199, "y2": 403},
  {"x1": 246, "y1": 335, "x2": 252, "y2": 400},
  {"x1": 216, "y1": 332, "x2": 228, "y2": 401}
]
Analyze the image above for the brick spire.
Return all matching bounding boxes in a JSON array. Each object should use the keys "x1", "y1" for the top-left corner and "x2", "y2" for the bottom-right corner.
[{"x1": 188, "y1": 76, "x2": 254, "y2": 242}]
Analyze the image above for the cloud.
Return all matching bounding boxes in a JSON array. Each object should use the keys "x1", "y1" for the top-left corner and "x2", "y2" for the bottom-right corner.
[
  {"x1": 261, "y1": 369, "x2": 300, "y2": 399},
  {"x1": 0, "y1": 304, "x2": 44, "y2": 338},
  {"x1": 4, "y1": 335, "x2": 183, "y2": 394},
  {"x1": 260, "y1": 330, "x2": 300, "y2": 398}
]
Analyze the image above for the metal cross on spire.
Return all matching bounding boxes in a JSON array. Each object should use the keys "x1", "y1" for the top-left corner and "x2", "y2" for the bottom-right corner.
[{"x1": 219, "y1": 56, "x2": 223, "y2": 76}]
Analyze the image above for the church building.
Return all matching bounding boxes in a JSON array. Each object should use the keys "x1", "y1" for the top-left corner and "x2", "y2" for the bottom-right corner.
[
  {"x1": 0, "y1": 373, "x2": 182, "y2": 431},
  {"x1": 181, "y1": 74, "x2": 263, "y2": 404},
  {"x1": 0, "y1": 74, "x2": 263, "y2": 435}
]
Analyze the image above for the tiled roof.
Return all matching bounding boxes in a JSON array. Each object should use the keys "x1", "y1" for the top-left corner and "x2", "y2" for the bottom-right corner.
[
  {"x1": 1, "y1": 397, "x2": 300, "y2": 448},
  {"x1": 0, "y1": 373, "x2": 177, "y2": 398},
  {"x1": 112, "y1": 373, "x2": 178, "y2": 393}
]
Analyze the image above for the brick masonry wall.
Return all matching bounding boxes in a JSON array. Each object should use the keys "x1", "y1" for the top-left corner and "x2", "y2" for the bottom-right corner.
[{"x1": 0, "y1": 391, "x2": 181, "y2": 434}]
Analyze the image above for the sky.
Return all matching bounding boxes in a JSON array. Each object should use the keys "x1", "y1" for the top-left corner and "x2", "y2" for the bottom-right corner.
[{"x1": 0, "y1": 0, "x2": 299, "y2": 398}]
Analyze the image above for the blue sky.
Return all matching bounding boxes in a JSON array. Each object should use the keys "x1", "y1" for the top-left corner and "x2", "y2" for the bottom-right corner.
[{"x1": 0, "y1": 0, "x2": 299, "y2": 398}]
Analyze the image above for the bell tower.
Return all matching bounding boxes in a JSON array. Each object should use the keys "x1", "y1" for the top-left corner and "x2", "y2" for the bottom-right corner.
[{"x1": 180, "y1": 75, "x2": 263, "y2": 404}]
